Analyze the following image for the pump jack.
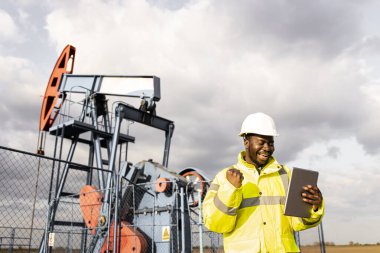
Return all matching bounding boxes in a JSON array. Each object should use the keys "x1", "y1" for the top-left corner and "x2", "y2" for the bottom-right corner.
[{"x1": 37, "y1": 45, "x2": 209, "y2": 253}]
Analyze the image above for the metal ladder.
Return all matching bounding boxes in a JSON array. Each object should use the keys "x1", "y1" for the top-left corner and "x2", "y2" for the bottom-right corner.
[{"x1": 39, "y1": 92, "x2": 134, "y2": 253}]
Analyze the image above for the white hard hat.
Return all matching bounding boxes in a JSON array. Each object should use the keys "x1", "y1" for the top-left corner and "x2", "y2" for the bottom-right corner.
[{"x1": 239, "y1": 112, "x2": 279, "y2": 137}]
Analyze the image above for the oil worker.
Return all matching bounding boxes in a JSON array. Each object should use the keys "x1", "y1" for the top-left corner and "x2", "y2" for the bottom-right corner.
[{"x1": 202, "y1": 112, "x2": 324, "y2": 253}]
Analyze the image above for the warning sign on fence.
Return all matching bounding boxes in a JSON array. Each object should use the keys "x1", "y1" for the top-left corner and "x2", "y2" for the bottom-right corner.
[
  {"x1": 48, "y1": 232, "x2": 55, "y2": 247},
  {"x1": 162, "y1": 226, "x2": 170, "y2": 241}
]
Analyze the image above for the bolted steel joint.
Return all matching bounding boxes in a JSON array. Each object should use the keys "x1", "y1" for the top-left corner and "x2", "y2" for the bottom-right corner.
[{"x1": 99, "y1": 215, "x2": 106, "y2": 226}]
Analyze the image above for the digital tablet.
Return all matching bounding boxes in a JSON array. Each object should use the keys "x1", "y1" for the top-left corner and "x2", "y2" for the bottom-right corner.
[{"x1": 284, "y1": 167, "x2": 319, "y2": 218}]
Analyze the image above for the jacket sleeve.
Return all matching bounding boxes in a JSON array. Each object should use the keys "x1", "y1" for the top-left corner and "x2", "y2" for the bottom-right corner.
[
  {"x1": 289, "y1": 198, "x2": 325, "y2": 231},
  {"x1": 202, "y1": 169, "x2": 243, "y2": 233}
]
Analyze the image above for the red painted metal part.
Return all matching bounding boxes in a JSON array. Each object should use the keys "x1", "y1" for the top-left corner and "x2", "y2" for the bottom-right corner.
[
  {"x1": 79, "y1": 185, "x2": 148, "y2": 253},
  {"x1": 79, "y1": 185, "x2": 102, "y2": 235},
  {"x1": 155, "y1": 177, "x2": 171, "y2": 192},
  {"x1": 180, "y1": 170, "x2": 207, "y2": 207},
  {"x1": 102, "y1": 221, "x2": 148, "y2": 253},
  {"x1": 39, "y1": 45, "x2": 76, "y2": 131}
]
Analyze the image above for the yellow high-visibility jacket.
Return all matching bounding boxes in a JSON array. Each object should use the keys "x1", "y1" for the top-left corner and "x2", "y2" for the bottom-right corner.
[{"x1": 203, "y1": 151, "x2": 324, "y2": 253}]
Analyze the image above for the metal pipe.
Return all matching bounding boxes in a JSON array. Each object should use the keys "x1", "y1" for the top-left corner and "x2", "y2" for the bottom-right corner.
[
  {"x1": 8, "y1": 228, "x2": 15, "y2": 253},
  {"x1": 55, "y1": 122, "x2": 66, "y2": 196},
  {"x1": 87, "y1": 143, "x2": 94, "y2": 184},
  {"x1": 93, "y1": 137, "x2": 105, "y2": 190},
  {"x1": 112, "y1": 169, "x2": 121, "y2": 253},
  {"x1": 294, "y1": 231, "x2": 301, "y2": 249},
  {"x1": 66, "y1": 231, "x2": 72, "y2": 253},
  {"x1": 175, "y1": 184, "x2": 180, "y2": 253},
  {"x1": 81, "y1": 147, "x2": 94, "y2": 253},
  {"x1": 103, "y1": 104, "x2": 123, "y2": 206},
  {"x1": 152, "y1": 185, "x2": 156, "y2": 253},
  {"x1": 162, "y1": 123, "x2": 174, "y2": 167},
  {"x1": 103, "y1": 105, "x2": 113, "y2": 156},
  {"x1": 90, "y1": 98, "x2": 105, "y2": 191},
  {"x1": 39, "y1": 200, "x2": 54, "y2": 253},
  {"x1": 198, "y1": 190, "x2": 203, "y2": 253},
  {"x1": 90, "y1": 104, "x2": 124, "y2": 252},
  {"x1": 29, "y1": 157, "x2": 42, "y2": 252},
  {"x1": 318, "y1": 222, "x2": 326, "y2": 253},
  {"x1": 180, "y1": 187, "x2": 186, "y2": 253},
  {"x1": 105, "y1": 180, "x2": 114, "y2": 253}
]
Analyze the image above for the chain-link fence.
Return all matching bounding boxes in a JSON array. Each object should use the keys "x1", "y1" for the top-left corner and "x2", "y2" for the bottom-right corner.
[
  {"x1": 0, "y1": 146, "x2": 224, "y2": 253},
  {"x1": 0, "y1": 145, "x2": 323, "y2": 253},
  {"x1": 0, "y1": 146, "x2": 51, "y2": 252}
]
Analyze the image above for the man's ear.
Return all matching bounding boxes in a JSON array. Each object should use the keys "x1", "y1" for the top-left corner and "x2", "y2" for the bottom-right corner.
[{"x1": 244, "y1": 138, "x2": 249, "y2": 149}]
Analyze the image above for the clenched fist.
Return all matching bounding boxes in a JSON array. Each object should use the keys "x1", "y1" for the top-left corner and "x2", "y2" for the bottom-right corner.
[{"x1": 226, "y1": 168, "x2": 244, "y2": 188}]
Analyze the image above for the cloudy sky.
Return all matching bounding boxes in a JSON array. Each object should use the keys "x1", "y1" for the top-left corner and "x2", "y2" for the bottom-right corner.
[{"x1": 1, "y1": 0, "x2": 380, "y2": 245}]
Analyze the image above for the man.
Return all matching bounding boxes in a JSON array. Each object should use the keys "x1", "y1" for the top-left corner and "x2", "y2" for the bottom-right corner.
[{"x1": 203, "y1": 112, "x2": 324, "y2": 253}]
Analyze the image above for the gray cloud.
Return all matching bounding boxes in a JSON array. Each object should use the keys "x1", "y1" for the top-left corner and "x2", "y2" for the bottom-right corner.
[
  {"x1": 1, "y1": 0, "x2": 380, "y2": 245},
  {"x1": 146, "y1": 0, "x2": 191, "y2": 10},
  {"x1": 326, "y1": 146, "x2": 340, "y2": 159},
  {"x1": 0, "y1": 0, "x2": 377, "y2": 165},
  {"x1": 215, "y1": 0, "x2": 364, "y2": 57},
  {"x1": 38, "y1": 0, "x2": 380, "y2": 175}
]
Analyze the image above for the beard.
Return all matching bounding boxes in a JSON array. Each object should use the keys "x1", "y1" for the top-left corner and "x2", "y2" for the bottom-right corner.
[{"x1": 248, "y1": 146, "x2": 271, "y2": 167}]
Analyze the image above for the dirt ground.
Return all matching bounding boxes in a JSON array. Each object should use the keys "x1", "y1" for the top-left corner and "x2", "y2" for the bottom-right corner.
[
  {"x1": 301, "y1": 245, "x2": 380, "y2": 253},
  {"x1": 2, "y1": 245, "x2": 380, "y2": 252},
  {"x1": 193, "y1": 245, "x2": 380, "y2": 253}
]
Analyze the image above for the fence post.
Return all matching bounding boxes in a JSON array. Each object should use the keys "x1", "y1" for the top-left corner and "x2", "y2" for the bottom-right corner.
[
  {"x1": 318, "y1": 221, "x2": 326, "y2": 253},
  {"x1": 294, "y1": 231, "x2": 301, "y2": 248},
  {"x1": 66, "y1": 231, "x2": 72, "y2": 253},
  {"x1": 8, "y1": 228, "x2": 15, "y2": 253},
  {"x1": 180, "y1": 187, "x2": 186, "y2": 253},
  {"x1": 198, "y1": 190, "x2": 204, "y2": 253}
]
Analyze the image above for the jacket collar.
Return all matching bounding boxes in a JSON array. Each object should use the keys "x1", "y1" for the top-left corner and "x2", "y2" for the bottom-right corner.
[{"x1": 237, "y1": 151, "x2": 282, "y2": 174}]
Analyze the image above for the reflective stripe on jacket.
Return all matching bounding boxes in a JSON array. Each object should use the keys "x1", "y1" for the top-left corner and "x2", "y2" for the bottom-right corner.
[{"x1": 203, "y1": 151, "x2": 324, "y2": 253}]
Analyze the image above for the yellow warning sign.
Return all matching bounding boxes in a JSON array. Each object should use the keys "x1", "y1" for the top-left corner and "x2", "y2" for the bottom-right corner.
[{"x1": 162, "y1": 226, "x2": 170, "y2": 241}]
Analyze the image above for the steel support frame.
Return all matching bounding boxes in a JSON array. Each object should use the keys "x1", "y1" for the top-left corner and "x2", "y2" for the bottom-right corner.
[{"x1": 87, "y1": 103, "x2": 175, "y2": 253}]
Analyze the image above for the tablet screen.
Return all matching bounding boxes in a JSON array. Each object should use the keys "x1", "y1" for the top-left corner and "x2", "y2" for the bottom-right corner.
[{"x1": 284, "y1": 167, "x2": 319, "y2": 218}]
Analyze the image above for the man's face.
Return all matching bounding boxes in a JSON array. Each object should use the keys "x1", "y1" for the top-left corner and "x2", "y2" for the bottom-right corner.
[{"x1": 244, "y1": 134, "x2": 275, "y2": 168}]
